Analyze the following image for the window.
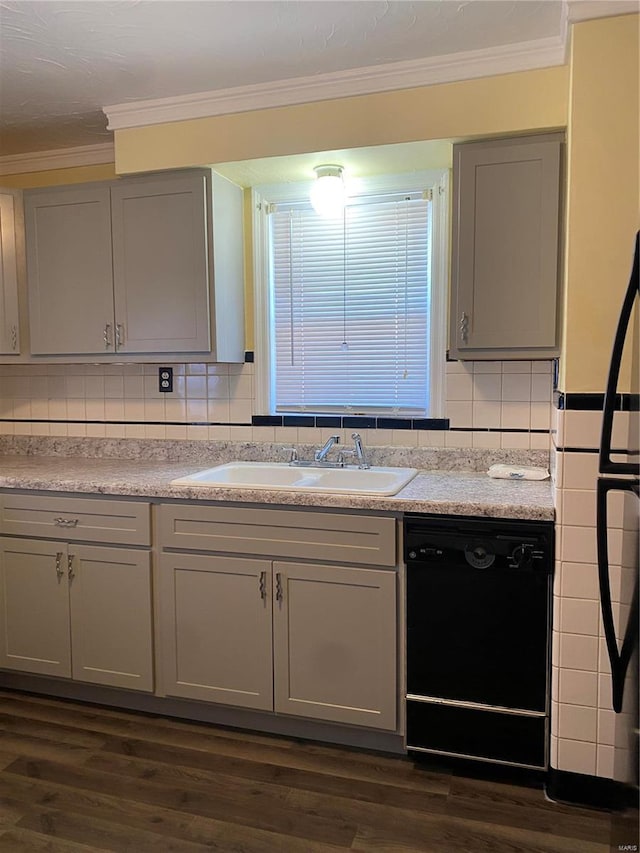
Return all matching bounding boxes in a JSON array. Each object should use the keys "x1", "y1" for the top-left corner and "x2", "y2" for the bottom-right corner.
[{"x1": 253, "y1": 171, "x2": 448, "y2": 418}]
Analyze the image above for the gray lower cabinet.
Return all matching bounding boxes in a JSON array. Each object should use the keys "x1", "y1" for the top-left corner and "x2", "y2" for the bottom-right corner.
[
  {"x1": 24, "y1": 170, "x2": 244, "y2": 360},
  {"x1": 450, "y1": 133, "x2": 563, "y2": 360},
  {"x1": 158, "y1": 516, "x2": 398, "y2": 731},
  {"x1": 0, "y1": 530, "x2": 153, "y2": 691}
]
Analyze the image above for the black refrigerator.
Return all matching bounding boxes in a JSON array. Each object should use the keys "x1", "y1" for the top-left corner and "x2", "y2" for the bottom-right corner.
[{"x1": 597, "y1": 232, "x2": 639, "y2": 801}]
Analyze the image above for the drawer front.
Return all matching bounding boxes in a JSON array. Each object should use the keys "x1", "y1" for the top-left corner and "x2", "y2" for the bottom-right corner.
[
  {"x1": 0, "y1": 494, "x2": 151, "y2": 546},
  {"x1": 159, "y1": 504, "x2": 396, "y2": 567}
]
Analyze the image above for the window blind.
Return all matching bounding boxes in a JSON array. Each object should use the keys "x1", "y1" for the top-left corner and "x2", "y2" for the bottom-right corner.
[{"x1": 269, "y1": 192, "x2": 432, "y2": 414}]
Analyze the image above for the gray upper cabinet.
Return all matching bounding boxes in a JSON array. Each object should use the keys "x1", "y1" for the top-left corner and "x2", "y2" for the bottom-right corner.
[
  {"x1": 0, "y1": 191, "x2": 22, "y2": 355},
  {"x1": 450, "y1": 134, "x2": 563, "y2": 360},
  {"x1": 24, "y1": 170, "x2": 244, "y2": 360}
]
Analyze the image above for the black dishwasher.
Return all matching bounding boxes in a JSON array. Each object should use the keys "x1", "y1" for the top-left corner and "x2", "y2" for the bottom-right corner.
[{"x1": 405, "y1": 513, "x2": 553, "y2": 770}]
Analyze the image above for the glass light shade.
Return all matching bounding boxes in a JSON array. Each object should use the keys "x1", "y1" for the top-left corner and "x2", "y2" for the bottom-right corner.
[{"x1": 310, "y1": 165, "x2": 346, "y2": 218}]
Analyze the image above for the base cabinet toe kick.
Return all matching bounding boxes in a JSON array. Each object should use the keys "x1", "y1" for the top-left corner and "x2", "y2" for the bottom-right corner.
[{"x1": 0, "y1": 494, "x2": 401, "y2": 746}]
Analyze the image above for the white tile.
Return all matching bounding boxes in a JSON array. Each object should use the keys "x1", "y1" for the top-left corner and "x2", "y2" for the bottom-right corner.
[
  {"x1": 472, "y1": 401, "x2": 501, "y2": 429},
  {"x1": 446, "y1": 372, "x2": 474, "y2": 401},
  {"x1": 444, "y1": 430, "x2": 472, "y2": 448},
  {"x1": 252, "y1": 426, "x2": 274, "y2": 442},
  {"x1": 472, "y1": 431, "x2": 502, "y2": 448},
  {"x1": 562, "y1": 452, "x2": 599, "y2": 490},
  {"x1": 559, "y1": 633, "x2": 598, "y2": 671},
  {"x1": 472, "y1": 373, "x2": 502, "y2": 401},
  {"x1": 446, "y1": 401, "x2": 472, "y2": 427},
  {"x1": 530, "y1": 432, "x2": 551, "y2": 450},
  {"x1": 165, "y1": 399, "x2": 186, "y2": 420},
  {"x1": 229, "y1": 373, "x2": 254, "y2": 400},
  {"x1": 104, "y1": 376, "x2": 124, "y2": 399},
  {"x1": 392, "y1": 430, "x2": 418, "y2": 447},
  {"x1": 557, "y1": 738, "x2": 596, "y2": 775},
  {"x1": 500, "y1": 432, "x2": 530, "y2": 450},
  {"x1": 597, "y1": 709, "x2": 616, "y2": 745},
  {"x1": 85, "y1": 423, "x2": 105, "y2": 438},
  {"x1": 560, "y1": 562, "x2": 599, "y2": 600},
  {"x1": 187, "y1": 425, "x2": 209, "y2": 441},
  {"x1": 207, "y1": 375, "x2": 230, "y2": 399},
  {"x1": 530, "y1": 373, "x2": 552, "y2": 401},
  {"x1": 229, "y1": 426, "x2": 254, "y2": 442},
  {"x1": 104, "y1": 399, "x2": 124, "y2": 420},
  {"x1": 207, "y1": 400, "x2": 230, "y2": 422},
  {"x1": 165, "y1": 425, "x2": 187, "y2": 439},
  {"x1": 561, "y1": 489, "x2": 597, "y2": 528},
  {"x1": 229, "y1": 399, "x2": 253, "y2": 423},
  {"x1": 445, "y1": 360, "x2": 471, "y2": 375},
  {"x1": 532, "y1": 360, "x2": 553, "y2": 374},
  {"x1": 186, "y1": 400, "x2": 207, "y2": 421},
  {"x1": 186, "y1": 363, "x2": 206, "y2": 375},
  {"x1": 274, "y1": 427, "x2": 298, "y2": 443},
  {"x1": 551, "y1": 629, "x2": 560, "y2": 666},
  {"x1": 598, "y1": 673, "x2": 615, "y2": 711},
  {"x1": 563, "y1": 410, "x2": 601, "y2": 449},
  {"x1": 186, "y1": 375, "x2": 207, "y2": 398},
  {"x1": 501, "y1": 401, "x2": 530, "y2": 430},
  {"x1": 371, "y1": 429, "x2": 394, "y2": 445},
  {"x1": 530, "y1": 402, "x2": 551, "y2": 431},
  {"x1": 596, "y1": 745, "x2": 615, "y2": 778},
  {"x1": 501, "y1": 373, "x2": 532, "y2": 402},
  {"x1": 558, "y1": 668, "x2": 598, "y2": 706},
  {"x1": 558, "y1": 703, "x2": 597, "y2": 742},
  {"x1": 418, "y1": 430, "x2": 445, "y2": 447},
  {"x1": 550, "y1": 734, "x2": 559, "y2": 768},
  {"x1": 65, "y1": 376, "x2": 85, "y2": 398},
  {"x1": 124, "y1": 375, "x2": 144, "y2": 398},
  {"x1": 561, "y1": 525, "x2": 597, "y2": 565},
  {"x1": 598, "y1": 637, "x2": 612, "y2": 674},
  {"x1": 559, "y1": 598, "x2": 600, "y2": 636},
  {"x1": 125, "y1": 423, "x2": 146, "y2": 438},
  {"x1": 551, "y1": 407, "x2": 564, "y2": 448},
  {"x1": 144, "y1": 424, "x2": 166, "y2": 439},
  {"x1": 502, "y1": 361, "x2": 532, "y2": 373},
  {"x1": 472, "y1": 361, "x2": 502, "y2": 373}
]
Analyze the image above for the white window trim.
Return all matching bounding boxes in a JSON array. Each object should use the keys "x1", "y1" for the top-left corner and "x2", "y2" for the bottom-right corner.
[{"x1": 253, "y1": 169, "x2": 449, "y2": 418}]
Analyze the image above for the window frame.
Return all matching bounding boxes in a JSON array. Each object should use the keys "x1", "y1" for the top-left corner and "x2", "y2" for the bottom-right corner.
[{"x1": 252, "y1": 169, "x2": 449, "y2": 418}]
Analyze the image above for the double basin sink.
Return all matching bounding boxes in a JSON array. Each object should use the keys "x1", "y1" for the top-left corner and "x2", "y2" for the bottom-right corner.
[{"x1": 171, "y1": 461, "x2": 418, "y2": 496}]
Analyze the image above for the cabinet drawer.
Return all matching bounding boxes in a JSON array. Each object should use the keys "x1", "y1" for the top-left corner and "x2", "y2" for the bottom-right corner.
[
  {"x1": 159, "y1": 504, "x2": 396, "y2": 567},
  {"x1": 0, "y1": 494, "x2": 150, "y2": 546}
]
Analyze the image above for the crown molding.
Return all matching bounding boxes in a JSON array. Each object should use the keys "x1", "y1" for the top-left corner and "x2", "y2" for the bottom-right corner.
[
  {"x1": 104, "y1": 33, "x2": 567, "y2": 132},
  {"x1": 0, "y1": 142, "x2": 115, "y2": 176}
]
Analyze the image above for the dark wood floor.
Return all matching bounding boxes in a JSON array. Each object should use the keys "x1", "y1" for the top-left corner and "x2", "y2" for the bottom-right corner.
[{"x1": 0, "y1": 688, "x2": 622, "y2": 852}]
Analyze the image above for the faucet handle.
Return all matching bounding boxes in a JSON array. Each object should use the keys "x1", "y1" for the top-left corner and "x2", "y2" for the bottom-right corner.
[{"x1": 283, "y1": 447, "x2": 298, "y2": 464}]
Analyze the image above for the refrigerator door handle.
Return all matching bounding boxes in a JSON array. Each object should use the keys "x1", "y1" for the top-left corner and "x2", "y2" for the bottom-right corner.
[
  {"x1": 599, "y1": 232, "x2": 639, "y2": 476},
  {"x1": 596, "y1": 477, "x2": 639, "y2": 713}
]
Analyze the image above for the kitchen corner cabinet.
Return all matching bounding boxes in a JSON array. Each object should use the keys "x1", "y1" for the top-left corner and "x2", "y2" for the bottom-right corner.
[
  {"x1": 450, "y1": 133, "x2": 563, "y2": 360},
  {"x1": 0, "y1": 191, "x2": 20, "y2": 355},
  {"x1": 158, "y1": 504, "x2": 398, "y2": 731},
  {"x1": 24, "y1": 170, "x2": 244, "y2": 360},
  {"x1": 0, "y1": 494, "x2": 153, "y2": 691}
]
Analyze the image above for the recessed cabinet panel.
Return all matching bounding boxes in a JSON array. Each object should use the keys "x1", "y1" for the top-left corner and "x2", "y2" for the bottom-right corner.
[
  {"x1": 25, "y1": 186, "x2": 115, "y2": 355},
  {"x1": 0, "y1": 538, "x2": 71, "y2": 677},
  {"x1": 450, "y1": 134, "x2": 562, "y2": 359},
  {"x1": 111, "y1": 176, "x2": 211, "y2": 353},
  {"x1": 0, "y1": 191, "x2": 20, "y2": 355},
  {"x1": 272, "y1": 561, "x2": 397, "y2": 730},
  {"x1": 159, "y1": 552, "x2": 273, "y2": 710},
  {"x1": 70, "y1": 545, "x2": 153, "y2": 691}
]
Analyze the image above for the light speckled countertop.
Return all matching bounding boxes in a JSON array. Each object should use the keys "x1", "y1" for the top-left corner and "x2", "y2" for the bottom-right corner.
[{"x1": 0, "y1": 454, "x2": 554, "y2": 521}]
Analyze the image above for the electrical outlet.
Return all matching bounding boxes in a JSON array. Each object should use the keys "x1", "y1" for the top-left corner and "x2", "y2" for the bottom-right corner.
[{"x1": 158, "y1": 367, "x2": 173, "y2": 393}]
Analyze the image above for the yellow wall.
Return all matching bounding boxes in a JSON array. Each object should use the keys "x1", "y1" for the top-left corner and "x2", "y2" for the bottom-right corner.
[
  {"x1": 561, "y1": 14, "x2": 639, "y2": 393},
  {"x1": 0, "y1": 163, "x2": 117, "y2": 188},
  {"x1": 114, "y1": 66, "x2": 568, "y2": 174}
]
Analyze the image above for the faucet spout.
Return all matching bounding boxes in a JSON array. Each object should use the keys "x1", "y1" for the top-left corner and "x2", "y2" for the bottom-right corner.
[
  {"x1": 351, "y1": 432, "x2": 370, "y2": 469},
  {"x1": 314, "y1": 434, "x2": 340, "y2": 462}
]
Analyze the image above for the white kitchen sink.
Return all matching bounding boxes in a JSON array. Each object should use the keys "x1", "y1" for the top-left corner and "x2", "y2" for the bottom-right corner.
[{"x1": 170, "y1": 462, "x2": 418, "y2": 496}]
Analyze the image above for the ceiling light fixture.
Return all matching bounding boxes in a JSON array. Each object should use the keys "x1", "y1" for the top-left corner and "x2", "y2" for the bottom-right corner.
[{"x1": 310, "y1": 164, "x2": 346, "y2": 218}]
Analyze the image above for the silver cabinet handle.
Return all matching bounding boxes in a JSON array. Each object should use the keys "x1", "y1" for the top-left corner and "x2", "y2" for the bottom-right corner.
[
  {"x1": 116, "y1": 323, "x2": 125, "y2": 348},
  {"x1": 55, "y1": 552, "x2": 64, "y2": 581},
  {"x1": 54, "y1": 517, "x2": 79, "y2": 528},
  {"x1": 10, "y1": 325, "x2": 17, "y2": 351},
  {"x1": 103, "y1": 323, "x2": 112, "y2": 349},
  {"x1": 67, "y1": 554, "x2": 75, "y2": 581},
  {"x1": 459, "y1": 312, "x2": 469, "y2": 343},
  {"x1": 275, "y1": 572, "x2": 283, "y2": 603},
  {"x1": 259, "y1": 570, "x2": 267, "y2": 601}
]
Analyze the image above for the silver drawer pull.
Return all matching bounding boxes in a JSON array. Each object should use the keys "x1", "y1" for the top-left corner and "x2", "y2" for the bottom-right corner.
[
  {"x1": 116, "y1": 323, "x2": 125, "y2": 348},
  {"x1": 68, "y1": 554, "x2": 75, "y2": 581},
  {"x1": 55, "y1": 552, "x2": 64, "y2": 580},
  {"x1": 259, "y1": 570, "x2": 267, "y2": 601},
  {"x1": 459, "y1": 312, "x2": 469, "y2": 343},
  {"x1": 275, "y1": 572, "x2": 283, "y2": 603},
  {"x1": 104, "y1": 323, "x2": 112, "y2": 349},
  {"x1": 54, "y1": 517, "x2": 79, "y2": 527}
]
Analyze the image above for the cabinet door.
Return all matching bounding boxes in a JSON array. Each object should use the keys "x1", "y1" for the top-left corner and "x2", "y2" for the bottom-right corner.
[
  {"x1": 0, "y1": 192, "x2": 20, "y2": 354},
  {"x1": 273, "y1": 562, "x2": 397, "y2": 730},
  {"x1": 69, "y1": 545, "x2": 153, "y2": 692},
  {"x1": 450, "y1": 135, "x2": 562, "y2": 359},
  {"x1": 25, "y1": 185, "x2": 115, "y2": 355},
  {"x1": 111, "y1": 175, "x2": 211, "y2": 353},
  {"x1": 158, "y1": 552, "x2": 273, "y2": 709},
  {"x1": 0, "y1": 538, "x2": 71, "y2": 677}
]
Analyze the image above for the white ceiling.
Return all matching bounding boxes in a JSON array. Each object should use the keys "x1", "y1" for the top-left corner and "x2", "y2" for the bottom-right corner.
[{"x1": 0, "y1": 0, "x2": 637, "y2": 161}]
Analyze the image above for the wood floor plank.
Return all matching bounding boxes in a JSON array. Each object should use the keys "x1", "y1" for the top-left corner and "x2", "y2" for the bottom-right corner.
[
  {"x1": 97, "y1": 734, "x2": 450, "y2": 813},
  {"x1": 0, "y1": 711, "x2": 106, "y2": 750},
  {"x1": 0, "y1": 774, "x2": 345, "y2": 853},
  {"x1": 0, "y1": 691, "x2": 444, "y2": 795},
  {"x1": 5, "y1": 756, "x2": 357, "y2": 848},
  {"x1": 0, "y1": 826, "x2": 101, "y2": 852}
]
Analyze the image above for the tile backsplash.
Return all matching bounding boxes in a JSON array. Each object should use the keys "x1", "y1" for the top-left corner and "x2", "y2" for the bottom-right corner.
[{"x1": 0, "y1": 358, "x2": 554, "y2": 451}]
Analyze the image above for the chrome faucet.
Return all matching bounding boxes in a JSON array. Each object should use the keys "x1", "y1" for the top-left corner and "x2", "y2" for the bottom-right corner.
[
  {"x1": 351, "y1": 432, "x2": 370, "y2": 469},
  {"x1": 314, "y1": 434, "x2": 340, "y2": 462}
]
